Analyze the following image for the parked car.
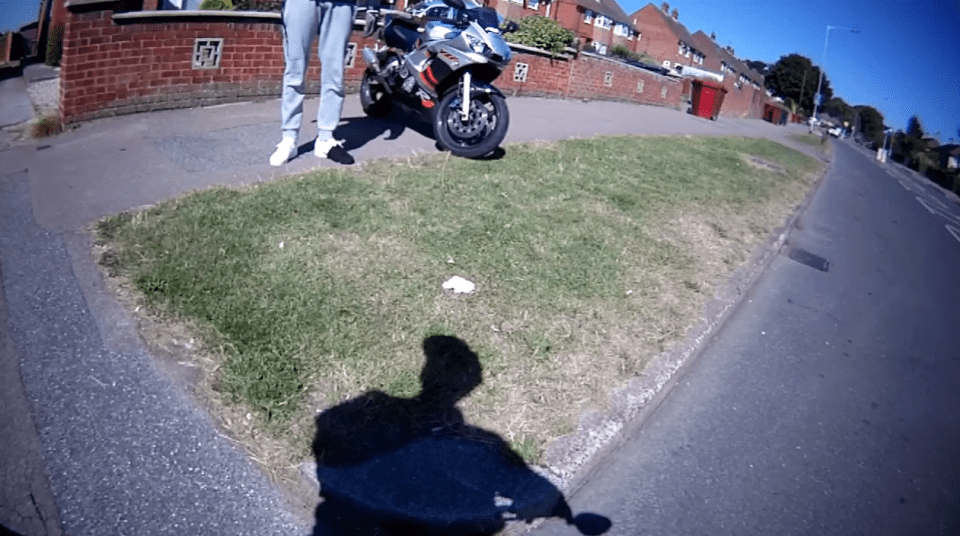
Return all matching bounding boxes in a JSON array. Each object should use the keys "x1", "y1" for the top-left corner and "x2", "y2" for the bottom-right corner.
[{"x1": 828, "y1": 126, "x2": 843, "y2": 137}]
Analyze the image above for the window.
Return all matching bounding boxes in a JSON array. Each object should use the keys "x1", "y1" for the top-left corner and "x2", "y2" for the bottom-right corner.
[
  {"x1": 527, "y1": 0, "x2": 539, "y2": 9},
  {"x1": 595, "y1": 15, "x2": 612, "y2": 29},
  {"x1": 584, "y1": 9, "x2": 593, "y2": 23},
  {"x1": 678, "y1": 43, "x2": 684, "y2": 55},
  {"x1": 514, "y1": 62, "x2": 529, "y2": 82}
]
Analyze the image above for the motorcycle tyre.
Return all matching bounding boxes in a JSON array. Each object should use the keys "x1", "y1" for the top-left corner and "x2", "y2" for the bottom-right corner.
[
  {"x1": 360, "y1": 69, "x2": 392, "y2": 118},
  {"x1": 433, "y1": 89, "x2": 509, "y2": 159}
]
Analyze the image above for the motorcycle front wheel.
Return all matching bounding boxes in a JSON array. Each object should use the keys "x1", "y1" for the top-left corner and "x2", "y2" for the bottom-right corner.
[
  {"x1": 433, "y1": 89, "x2": 509, "y2": 159},
  {"x1": 360, "y1": 68, "x2": 392, "y2": 117}
]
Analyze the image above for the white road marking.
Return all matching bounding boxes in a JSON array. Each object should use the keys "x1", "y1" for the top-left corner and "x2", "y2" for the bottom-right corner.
[
  {"x1": 916, "y1": 196, "x2": 960, "y2": 227},
  {"x1": 947, "y1": 225, "x2": 960, "y2": 245}
]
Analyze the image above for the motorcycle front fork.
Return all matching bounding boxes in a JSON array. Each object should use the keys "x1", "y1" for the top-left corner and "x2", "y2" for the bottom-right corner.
[{"x1": 460, "y1": 71, "x2": 472, "y2": 121}]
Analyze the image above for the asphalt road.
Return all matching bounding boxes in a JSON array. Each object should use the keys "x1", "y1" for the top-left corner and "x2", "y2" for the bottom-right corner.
[{"x1": 532, "y1": 139, "x2": 960, "y2": 535}]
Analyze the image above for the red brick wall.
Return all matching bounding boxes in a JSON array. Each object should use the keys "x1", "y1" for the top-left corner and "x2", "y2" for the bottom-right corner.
[
  {"x1": 60, "y1": 6, "x2": 373, "y2": 123},
  {"x1": 715, "y1": 79, "x2": 765, "y2": 118},
  {"x1": 567, "y1": 53, "x2": 682, "y2": 107},
  {"x1": 496, "y1": 51, "x2": 572, "y2": 98},
  {"x1": 58, "y1": 3, "x2": 768, "y2": 124},
  {"x1": 497, "y1": 49, "x2": 682, "y2": 108},
  {"x1": 50, "y1": 0, "x2": 69, "y2": 37}
]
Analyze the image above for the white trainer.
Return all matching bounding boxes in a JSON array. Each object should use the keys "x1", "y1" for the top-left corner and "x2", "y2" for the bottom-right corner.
[
  {"x1": 269, "y1": 137, "x2": 298, "y2": 166},
  {"x1": 314, "y1": 138, "x2": 354, "y2": 165}
]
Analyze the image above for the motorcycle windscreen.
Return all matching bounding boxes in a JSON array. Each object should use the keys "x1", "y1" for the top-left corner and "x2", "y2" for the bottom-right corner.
[{"x1": 471, "y1": 7, "x2": 501, "y2": 30}]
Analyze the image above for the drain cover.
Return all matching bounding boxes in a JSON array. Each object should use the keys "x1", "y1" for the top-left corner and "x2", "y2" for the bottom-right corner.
[{"x1": 787, "y1": 247, "x2": 830, "y2": 272}]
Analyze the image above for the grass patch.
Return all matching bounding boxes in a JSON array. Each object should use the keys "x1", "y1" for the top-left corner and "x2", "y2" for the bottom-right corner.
[
  {"x1": 789, "y1": 132, "x2": 832, "y2": 151},
  {"x1": 96, "y1": 135, "x2": 820, "y2": 473},
  {"x1": 30, "y1": 113, "x2": 62, "y2": 138}
]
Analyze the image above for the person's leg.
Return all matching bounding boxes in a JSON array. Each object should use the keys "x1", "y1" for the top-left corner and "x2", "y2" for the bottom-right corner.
[
  {"x1": 315, "y1": 1, "x2": 356, "y2": 143},
  {"x1": 280, "y1": 0, "x2": 320, "y2": 141},
  {"x1": 272, "y1": 0, "x2": 320, "y2": 165}
]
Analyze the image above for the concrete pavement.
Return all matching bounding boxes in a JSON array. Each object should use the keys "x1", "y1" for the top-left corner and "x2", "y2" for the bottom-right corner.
[{"x1": 0, "y1": 74, "x2": 822, "y2": 535}]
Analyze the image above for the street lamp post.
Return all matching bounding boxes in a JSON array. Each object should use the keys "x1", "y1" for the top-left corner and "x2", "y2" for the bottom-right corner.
[{"x1": 810, "y1": 25, "x2": 859, "y2": 132}]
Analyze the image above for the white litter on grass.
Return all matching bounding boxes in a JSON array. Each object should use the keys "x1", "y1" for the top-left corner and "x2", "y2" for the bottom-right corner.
[{"x1": 442, "y1": 276, "x2": 475, "y2": 294}]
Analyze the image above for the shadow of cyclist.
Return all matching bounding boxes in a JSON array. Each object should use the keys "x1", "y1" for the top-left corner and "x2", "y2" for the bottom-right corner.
[{"x1": 311, "y1": 335, "x2": 610, "y2": 535}]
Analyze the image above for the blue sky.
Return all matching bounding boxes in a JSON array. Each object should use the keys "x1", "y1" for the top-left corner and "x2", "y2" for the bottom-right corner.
[
  {"x1": 617, "y1": 0, "x2": 960, "y2": 143},
  {"x1": 3, "y1": 0, "x2": 959, "y2": 142}
]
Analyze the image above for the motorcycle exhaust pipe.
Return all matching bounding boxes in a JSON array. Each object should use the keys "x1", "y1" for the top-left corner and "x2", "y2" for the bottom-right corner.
[
  {"x1": 362, "y1": 47, "x2": 379, "y2": 71},
  {"x1": 362, "y1": 47, "x2": 393, "y2": 95}
]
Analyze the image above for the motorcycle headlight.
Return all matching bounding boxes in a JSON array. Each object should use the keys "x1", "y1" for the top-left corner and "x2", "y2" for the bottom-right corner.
[{"x1": 464, "y1": 32, "x2": 488, "y2": 55}]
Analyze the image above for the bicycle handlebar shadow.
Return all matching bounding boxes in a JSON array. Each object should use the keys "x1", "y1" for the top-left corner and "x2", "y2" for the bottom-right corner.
[{"x1": 311, "y1": 335, "x2": 611, "y2": 536}]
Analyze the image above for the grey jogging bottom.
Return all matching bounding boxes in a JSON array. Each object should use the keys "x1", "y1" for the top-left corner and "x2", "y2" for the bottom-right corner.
[{"x1": 281, "y1": 0, "x2": 357, "y2": 142}]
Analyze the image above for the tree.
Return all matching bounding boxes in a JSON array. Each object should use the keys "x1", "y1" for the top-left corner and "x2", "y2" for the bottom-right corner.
[
  {"x1": 744, "y1": 59, "x2": 770, "y2": 76},
  {"x1": 851, "y1": 105, "x2": 884, "y2": 148},
  {"x1": 823, "y1": 97, "x2": 854, "y2": 124},
  {"x1": 906, "y1": 115, "x2": 924, "y2": 139},
  {"x1": 764, "y1": 54, "x2": 832, "y2": 117}
]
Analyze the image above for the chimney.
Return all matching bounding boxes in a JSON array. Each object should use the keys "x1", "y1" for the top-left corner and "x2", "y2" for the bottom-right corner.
[
  {"x1": 661, "y1": 2, "x2": 669, "y2": 12},
  {"x1": 671, "y1": 7, "x2": 678, "y2": 20},
  {"x1": 710, "y1": 31, "x2": 716, "y2": 40}
]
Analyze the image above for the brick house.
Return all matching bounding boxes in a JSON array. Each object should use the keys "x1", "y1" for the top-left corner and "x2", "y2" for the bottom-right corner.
[
  {"x1": 485, "y1": 0, "x2": 640, "y2": 56},
  {"x1": 628, "y1": 2, "x2": 704, "y2": 72},
  {"x1": 718, "y1": 44, "x2": 762, "y2": 90},
  {"x1": 689, "y1": 30, "x2": 720, "y2": 73}
]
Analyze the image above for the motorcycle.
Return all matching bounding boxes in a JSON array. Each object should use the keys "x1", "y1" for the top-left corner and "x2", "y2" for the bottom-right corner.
[{"x1": 360, "y1": 0, "x2": 519, "y2": 158}]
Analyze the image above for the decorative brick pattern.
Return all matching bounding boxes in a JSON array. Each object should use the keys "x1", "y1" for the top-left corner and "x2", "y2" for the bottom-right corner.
[
  {"x1": 513, "y1": 62, "x2": 528, "y2": 83},
  {"x1": 193, "y1": 38, "x2": 223, "y2": 69},
  {"x1": 345, "y1": 42, "x2": 357, "y2": 69}
]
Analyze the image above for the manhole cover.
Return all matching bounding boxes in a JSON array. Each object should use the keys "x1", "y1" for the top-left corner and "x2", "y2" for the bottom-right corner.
[{"x1": 786, "y1": 247, "x2": 829, "y2": 272}]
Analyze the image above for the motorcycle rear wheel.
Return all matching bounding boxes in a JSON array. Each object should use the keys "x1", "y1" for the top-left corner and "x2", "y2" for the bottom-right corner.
[
  {"x1": 433, "y1": 89, "x2": 509, "y2": 159},
  {"x1": 360, "y1": 68, "x2": 392, "y2": 117}
]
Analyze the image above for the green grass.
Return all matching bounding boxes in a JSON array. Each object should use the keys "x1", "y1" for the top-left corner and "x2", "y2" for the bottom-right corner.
[
  {"x1": 30, "y1": 114, "x2": 62, "y2": 138},
  {"x1": 789, "y1": 133, "x2": 828, "y2": 149},
  {"x1": 97, "y1": 135, "x2": 820, "y2": 465}
]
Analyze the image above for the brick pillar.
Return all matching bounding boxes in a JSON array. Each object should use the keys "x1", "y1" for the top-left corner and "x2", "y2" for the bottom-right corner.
[{"x1": 2, "y1": 33, "x2": 12, "y2": 63}]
